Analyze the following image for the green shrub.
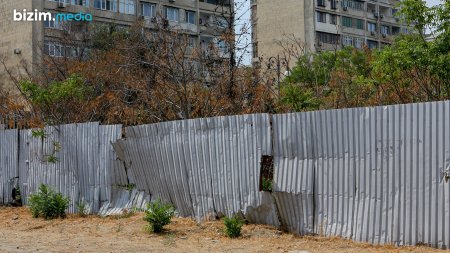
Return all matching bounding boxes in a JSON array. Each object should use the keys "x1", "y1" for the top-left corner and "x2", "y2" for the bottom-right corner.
[
  {"x1": 223, "y1": 215, "x2": 244, "y2": 238},
  {"x1": 28, "y1": 184, "x2": 70, "y2": 220},
  {"x1": 144, "y1": 199, "x2": 175, "y2": 233}
]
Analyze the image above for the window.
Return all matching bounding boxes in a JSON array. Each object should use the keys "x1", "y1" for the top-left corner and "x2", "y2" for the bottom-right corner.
[
  {"x1": 119, "y1": 0, "x2": 135, "y2": 15},
  {"x1": 43, "y1": 41, "x2": 64, "y2": 57},
  {"x1": 201, "y1": 0, "x2": 222, "y2": 4},
  {"x1": 355, "y1": 19, "x2": 364, "y2": 30},
  {"x1": 165, "y1": 7, "x2": 179, "y2": 21},
  {"x1": 329, "y1": 14, "x2": 337, "y2": 25},
  {"x1": 215, "y1": 16, "x2": 228, "y2": 28},
  {"x1": 401, "y1": 27, "x2": 409, "y2": 34},
  {"x1": 216, "y1": 40, "x2": 228, "y2": 55},
  {"x1": 317, "y1": 32, "x2": 340, "y2": 44},
  {"x1": 317, "y1": 0, "x2": 325, "y2": 7},
  {"x1": 44, "y1": 13, "x2": 63, "y2": 29},
  {"x1": 381, "y1": 25, "x2": 389, "y2": 35},
  {"x1": 71, "y1": 0, "x2": 89, "y2": 6},
  {"x1": 186, "y1": 11, "x2": 196, "y2": 24},
  {"x1": 317, "y1": 11, "x2": 326, "y2": 23},
  {"x1": 342, "y1": 16, "x2": 352, "y2": 28},
  {"x1": 367, "y1": 40, "x2": 378, "y2": 49},
  {"x1": 342, "y1": 0, "x2": 364, "y2": 11},
  {"x1": 391, "y1": 8, "x2": 398, "y2": 16},
  {"x1": 342, "y1": 35, "x2": 353, "y2": 47},
  {"x1": 392, "y1": 26, "x2": 400, "y2": 35},
  {"x1": 368, "y1": 22, "x2": 376, "y2": 33},
  {"x1": 94, "y1": 0, "x2": 117, "y2": 11},
  {"x1": 188, "y1": 37, "x2": 197, "y2": 48},
  {"x1": 355, "y1": 37, "x2": 364, "y2": 48},
  {"x1": 50, "y1": 0, "x2": 70, "y2": 3},
  {"x1": 65, "y1": 46, "x2": 80, "y2": 58},
  {"x1": 141, "y1": 3, "x2": 156, "y2": 18},
  {"x1": 331, "y1": 0, "x2": 337, "y2": 9}
]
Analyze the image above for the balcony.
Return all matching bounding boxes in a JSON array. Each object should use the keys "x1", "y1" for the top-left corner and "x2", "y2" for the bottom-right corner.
[{"x1": 199, "y1": 0, "x2": 232, "y2": 14}]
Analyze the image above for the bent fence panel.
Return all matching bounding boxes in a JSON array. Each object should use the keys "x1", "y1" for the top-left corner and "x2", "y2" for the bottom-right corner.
[
  {"x1": 272, "y1": 101, "x2": 450, "y2": 248},
  {"x1": 272, "y1": 111, "x2": 316, "y2": 234},
  {"x1": 114, "y1": 114, "x2": 273, "y2": 220},
  {"x1": 0, "y1": 129, "x2": 19, "y2": 204}
]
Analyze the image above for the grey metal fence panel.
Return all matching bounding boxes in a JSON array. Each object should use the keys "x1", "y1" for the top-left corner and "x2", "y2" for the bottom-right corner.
[
  {"x1": 21, "y1": 124, "x2": 81, "y2": 212},
  {"x1": 116, "y1": 114, "x2": 272, "y2": 220},
  {"x1": 98, "y1": 125, "x2": 125, "y2": 210},
  {"x1": 271, "y1": 112, "x2": 316, "y2": 234},
  {"x1": 18, "y1": 123, "x2": 123, "y2": 214},
  {"x1": 0, "y1": 129, "x2": 19, "y2": 204},
  {"x1": 272, "y1": 100, "x2": 450, "y2": 248}
]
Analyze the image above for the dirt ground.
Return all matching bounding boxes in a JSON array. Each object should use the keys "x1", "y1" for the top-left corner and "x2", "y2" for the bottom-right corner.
[{"x1": 0, "y1": 207, "x2": 443, "y2": 253}]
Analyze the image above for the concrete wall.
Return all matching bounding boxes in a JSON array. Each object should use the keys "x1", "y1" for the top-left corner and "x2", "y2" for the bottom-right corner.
[
  {"x1": 0, "y1": 0, "x2": 35, "y2": 94},
  {"x1": 254, "y1": 0, "x2": 306, "y2": 61}
]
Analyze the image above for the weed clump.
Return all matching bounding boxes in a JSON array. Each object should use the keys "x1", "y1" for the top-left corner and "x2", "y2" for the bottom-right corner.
[
  {"x1": 28, "y1": 184, "x2": 70, "y2": 219},
  {"x1": 76, "y1": 200, "x2": 88, "y2": 217},
  {"x1": 144, "y1": 199, "x2": 175, "y2": 233},
  {"x1": 223, "y1": 215, "x2": 244, "y2": 238}
]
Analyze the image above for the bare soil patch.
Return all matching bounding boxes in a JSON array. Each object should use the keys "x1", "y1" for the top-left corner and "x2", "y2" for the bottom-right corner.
[{"x1": 0, "y1": 207, "x2": 442, "y2": 253}]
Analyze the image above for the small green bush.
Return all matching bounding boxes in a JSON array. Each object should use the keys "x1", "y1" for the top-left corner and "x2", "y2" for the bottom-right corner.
[
  {"x1": 144, "y1": 199, "x2": 175, "y2": 233},
  {"x1": 28, "y1": 184, "x2": 70, "y2": 220},
  {"x1": 223, "y1": 215, "x2": 244, "y2": 238}
]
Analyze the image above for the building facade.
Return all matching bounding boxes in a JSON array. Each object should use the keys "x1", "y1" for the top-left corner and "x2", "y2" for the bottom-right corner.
[
  {"x1": 251, "y1": 0, "x2": 409, "y2": 67},
  {"x1": 0, "y1": 0, "x2": 232, "y2": 93}
]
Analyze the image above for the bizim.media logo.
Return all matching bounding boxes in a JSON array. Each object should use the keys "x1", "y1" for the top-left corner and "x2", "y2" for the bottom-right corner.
[{"x1": 13, "y1": 9, "x2": 93, "y2": 22}]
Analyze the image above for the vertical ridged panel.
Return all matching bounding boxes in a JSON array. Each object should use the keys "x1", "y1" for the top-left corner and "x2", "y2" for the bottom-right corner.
[
  {"x1": 17, "y1": 123, "x2": 122, "y2": 214},
  {"x1": 272, "y1": 101, "x2": 450, "y2": 248},
  {"x1": 0, "y1": 129, "x2": 19, "y2": 204},
  {"x1": 116, "y1": 114, "x2": 272, "y2": 220}
]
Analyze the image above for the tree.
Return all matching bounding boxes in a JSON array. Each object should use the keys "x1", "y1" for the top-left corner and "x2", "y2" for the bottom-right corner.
[{"x1": 279, "y1": 0, "x2": 450, "y2": 112}]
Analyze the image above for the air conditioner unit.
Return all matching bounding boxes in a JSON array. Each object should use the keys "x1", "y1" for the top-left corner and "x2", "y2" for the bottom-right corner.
[
  {"x1": 373, "y1": 12, "x2": 379, "y2": 18},
  {"x1": 151, "y1": 16, "x2": 157, "y2": 23},
  {"x1": 343, "y1": 6, "x2": 348, "y2": 11},
  {"x1": 371, "y1": 31, "x2": 376, "y2": 35},
  {"x1": 382, "y1": 33, "x2": 387, "y2": 38},
  {"x1": 380, "y1": 14, "x2": 384, "y2": 19}
]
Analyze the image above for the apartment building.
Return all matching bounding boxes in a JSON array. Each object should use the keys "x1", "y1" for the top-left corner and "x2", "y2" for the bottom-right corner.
[
  {"x1": 251, "y1": 0, "x2": 409, "y2": 67},
  {"x1": 0, "y1": 0, "x2": 232, "y2": 93}
]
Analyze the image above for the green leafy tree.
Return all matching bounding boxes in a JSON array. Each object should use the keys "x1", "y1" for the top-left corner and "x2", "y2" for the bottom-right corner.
[{"x1": 20, "y1": 74, "x2": 93, "y2": 124}]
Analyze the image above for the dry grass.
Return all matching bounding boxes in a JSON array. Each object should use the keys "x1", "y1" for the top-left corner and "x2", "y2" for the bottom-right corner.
[{"x1": 0, "y1": 207, "x2": 443, "y2": 253}]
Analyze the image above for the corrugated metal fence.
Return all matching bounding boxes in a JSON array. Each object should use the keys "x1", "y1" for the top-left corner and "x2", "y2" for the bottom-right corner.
[
  {"x1": 272, "y1": 101, "x2": 450, "y2": 248},
  {"x1": 0, "y1": 101, "x2": 449, "y2": 248},
  {"x1": 1, "y1": 122, "x2": 126, "y2": 213},
  {"x1": 113, "y1": 114, "x2": 279, "y2": 226}
]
